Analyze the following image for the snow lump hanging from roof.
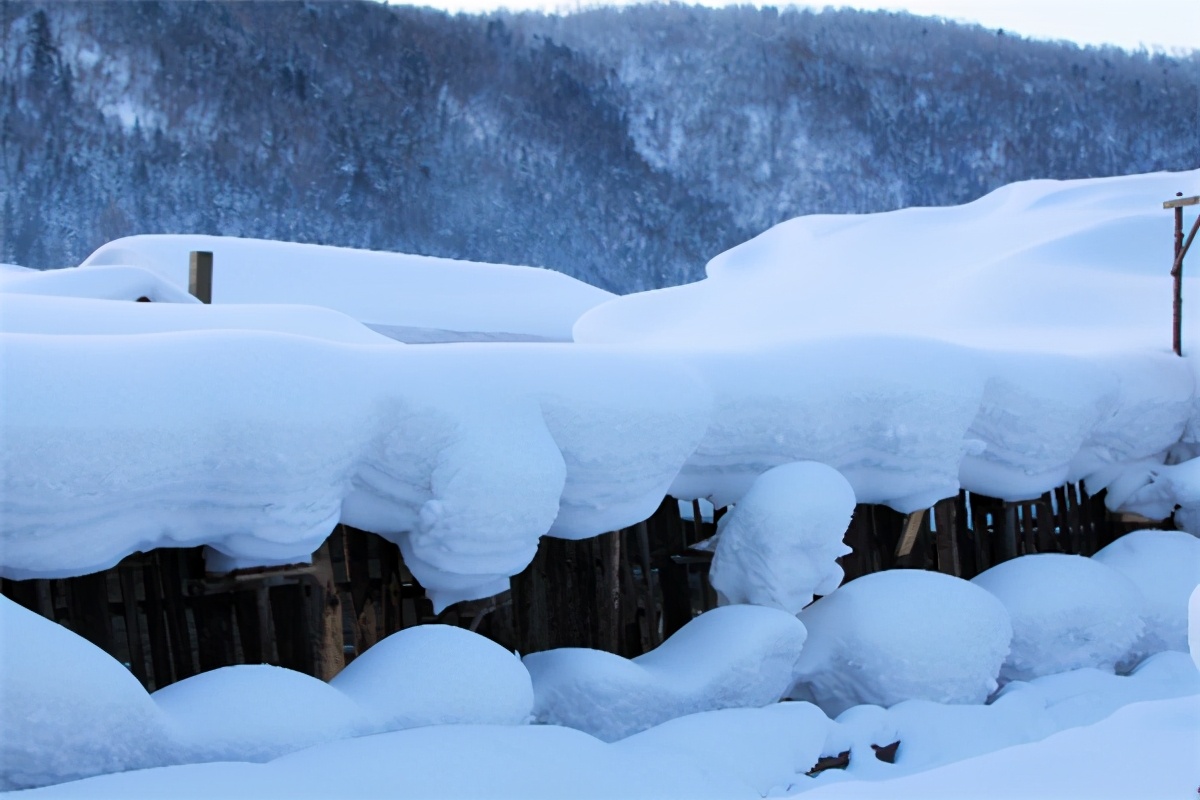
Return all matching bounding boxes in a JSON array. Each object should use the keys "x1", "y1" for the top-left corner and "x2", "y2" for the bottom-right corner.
[{"x1": 708, "y1": 461, "x2": 855, "y2": 615}]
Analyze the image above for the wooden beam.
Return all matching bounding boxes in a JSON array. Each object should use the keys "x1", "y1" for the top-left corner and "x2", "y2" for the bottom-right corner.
[
  {"x1": 1164, "y1": 195, "x2": 1200, "y2": 209},
  {"x1": 894, "y1": 508, "x2": 927, "y2": 559}
]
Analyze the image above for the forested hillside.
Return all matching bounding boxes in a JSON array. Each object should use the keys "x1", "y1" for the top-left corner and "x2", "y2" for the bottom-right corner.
[{"x1": 3, "y1": 1, "x2": 1197, "y2": 290}]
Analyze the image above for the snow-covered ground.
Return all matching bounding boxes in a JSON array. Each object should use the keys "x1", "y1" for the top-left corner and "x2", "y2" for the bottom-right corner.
[{"x1": 2, "y1": 169, "x2": 1199, "y2": 795}]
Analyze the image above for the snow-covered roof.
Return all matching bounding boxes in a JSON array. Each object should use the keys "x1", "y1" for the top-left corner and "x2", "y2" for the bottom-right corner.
[
  {"x1": 2, "y1": 170, "x2": 1199, "y2": 608},
  {"x1": 79, "y1": 235, "x2": 615, "y2": 342}
]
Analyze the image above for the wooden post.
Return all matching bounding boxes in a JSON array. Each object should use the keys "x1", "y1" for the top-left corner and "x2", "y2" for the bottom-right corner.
[
  {"x1": 189, "y1": 251, "x2": 213, "y2": 304},
  {"x1": 1165, "y1": 194, "x2": 1200, "y2": 356}
]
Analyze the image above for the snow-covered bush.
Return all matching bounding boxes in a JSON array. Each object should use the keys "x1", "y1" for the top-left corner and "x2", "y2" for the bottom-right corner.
[
  {"x1": 1091, "y1": 530, "x2": 1200, "y2": 657},
  {"x1": 790, "y1": 570, "x2": 1011, "y2": 716},
  {"x1": 330, "y1": 624, "x2": 533, "y2": 731},
  {"x1": 708, "y1": 461, "x2": 855, "y2": 615},
  {"x1": 524, "y1": 604, "x2": 807, "y2": 741},
  {"x1": 971, "y1": 553, "x2": 1144, "y2": 681},
  {"x1": 0, "y1": 597, "x2": 179, "y2": 790},
  {"x1": 152, "y1": 664, "x2": 370, "y2": 762}
]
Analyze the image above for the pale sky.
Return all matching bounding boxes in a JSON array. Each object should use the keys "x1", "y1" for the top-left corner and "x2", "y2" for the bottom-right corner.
[{"x1": 391, "y1": 0, "x2": 1199, "y2": 53}]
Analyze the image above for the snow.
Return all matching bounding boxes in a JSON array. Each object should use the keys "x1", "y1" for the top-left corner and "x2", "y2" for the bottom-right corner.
[
  {"x1": 1191, "y1": 584, "x2": 1200, "y2": 672},
  {"x1": 971, "y1": 553, "x2": 1145, "y2": 681},
  {"x1": 4, "y1": 169, "x2": 1200, "y2": 796},
  {"x1": 804, "y1": 694, "x2": 1200, "y2": 799},
  {"x1": 576, "y1": 169, "x2": 1199, "y2": 509},
  {"x1": 0, "y1": 325, "x2": 709, "y2": 608},
  {"x1": 708, "y1": 461, "x2": 855, "y2": 614},
  {"x1": 79, "y1": 235, "x2": 614, "y2": 342},
  {"x1": 615, "y1": 702, "x2": 832, "y2": 797},
  {"x1": 0, "y1": 264, "x2": 199, "y2": 304},
  {"x1": 0, "y1": 597, "x2": 178, "y2": 791},
  {"x1": 151, "y1": 665, "x2": 370, "y2": 763},
  {"x1": 1091, "y1": 529, "x2": 1200, "y2": 656},
  {"x1": 329, "y1": 625, "x2": 534, "y2": 731},
  {"x1": 790, "y1": 570, "x2": 1012, "y2": 716},
  {"x1": 524, "y1": 604, "x2": 807, "y2": 741}
]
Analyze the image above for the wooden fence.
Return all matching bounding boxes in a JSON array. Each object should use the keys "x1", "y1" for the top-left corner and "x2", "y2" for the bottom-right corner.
[{"x1": 0, "y1": 483, "x2": 1150, "y2": 691}]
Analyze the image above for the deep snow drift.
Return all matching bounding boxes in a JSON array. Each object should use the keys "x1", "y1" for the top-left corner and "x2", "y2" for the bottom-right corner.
[
  {"x1": 524, "y1": 604, "x2": 807, "y2": 741},
  {"x1": 790, "y1": 570, "x2": 1012, "y2": 716},
  {"x1": 971, "y1": 553, "x2": 1145, "y2": 681},
  {"x1": 330, "y1": 625, "x2": 534, "y2": 731},
  {"x1": 0, "y1": 598, "x2": 178, "y2": 791},
  {"x1": 79, "y1": 234, "x2": 615, "y2": 342},
  {"x1": 3, "y1": 169, "x2": 1199, "y2": 595}
]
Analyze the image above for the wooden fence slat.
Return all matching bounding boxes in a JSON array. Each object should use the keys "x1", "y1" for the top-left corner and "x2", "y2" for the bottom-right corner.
[
  {"x1": 933, "y1": 498, "x2": 960, "y2": 576},
  {"x1": 117, "y1": 566, "x2": 148, "y2": 685},
  {"x1": 140, "y1": 561, "x2": 173, "y2": 688}
]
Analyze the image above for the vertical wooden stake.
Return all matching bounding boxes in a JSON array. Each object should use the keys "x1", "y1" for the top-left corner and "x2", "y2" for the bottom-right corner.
[{"x1": 189, "y1": 251, "x2": 213, "y2": 304}]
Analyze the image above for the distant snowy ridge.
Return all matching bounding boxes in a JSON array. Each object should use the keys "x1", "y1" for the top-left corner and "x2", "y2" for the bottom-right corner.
[{"x1": 3, "y1": 169, "x2": 1200, "y2": 607}]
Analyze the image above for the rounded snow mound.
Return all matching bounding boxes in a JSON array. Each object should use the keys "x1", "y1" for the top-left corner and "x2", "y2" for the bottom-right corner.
[
  {"x1": 524, "y1": 604, "x2": 808, "y2": 741},
  {"x1": 791, "y1": 570, "x2": 1011, "y2": 716},
  {"x1": 709, "y1": 461, "x2": 855, "y2": 615},
  {"x1": 152, "y1": 664, "x2": 371, "y2": 762},
  {"x1": 330, "y1": 624, "x2": 534, "y2": 731},
  {"x1": 1190, "y1": 585, "x2": 1200, "y2": 672},
  {"x1": 0, "y1": 597, "x2": 179, "y2": 790},
  {"x1": 1091, "y1": 530, "x2": 1200, "y2": 657},
  {"x1": 971, "y1": 553, "x2": 1145, "y2": 681}
]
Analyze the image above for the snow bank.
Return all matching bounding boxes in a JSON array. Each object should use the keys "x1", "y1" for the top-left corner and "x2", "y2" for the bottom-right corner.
[
  {"x1": 1190, "y1": 584, "x2": 1200, "y2": 672},
  {"x1": 971, "y1": 554, "x2": 1145, "y2": 681},
  {"x1": 0, "y1": 292, "x2": 398, "y2": 345},
  {"x1": 152, "y1": 665, "x2": 370, "y2": 763},
  {"x1": 330, "y1": 625, "x2": 533, "y2": 731},
  {"x1": 791, "y1": 570, "x2": 1011, "y2": 716},
  {"x1": 0, "y1": 264, "x2": 200, "y2": 304},
  {"x1": 0, "y1": 318, "x2": 709, "y2": 606},
  {"x1": 666, "y1": 337, "x2": 987, "y2": 511},
  {"x1": 805, "y1": 694, "x2": 1200, "y2": 799},
  {"x1": 1091, "y1": 530, "x2": 1200, "y2": 656},
  {"x1": 524, "y1": 605, "x2": 807, "y2": 741},
  {"x1": 615, "y1": 702, "x2": 832, "y2": 796},
  {"x1": 80, "y1": 234, "x2": 614, "y2": 341},
  {"x1": 576, "y1": 169, "x2": 1199, "y2": 509},
  {"x1": 0, "y1": 597, "x2": 178, "y2": 790},
  {"x1": 575, "y1": 170, "x2": 1199, "y2": 353},
  {"x1": 708, "y1": 461, "x2": 855, "y2": 614},
  {"x1": 18, "y1": 724, "x2": 753, "y2": 800}
]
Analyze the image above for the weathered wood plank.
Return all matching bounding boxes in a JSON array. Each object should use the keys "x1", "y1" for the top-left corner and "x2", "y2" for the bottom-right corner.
[
  {"x1": 117, "y1": 566, "x2": 148, "y2": 685},
  {"x1": 933, "y1": 498, "x2": 960, "y2": 576}
]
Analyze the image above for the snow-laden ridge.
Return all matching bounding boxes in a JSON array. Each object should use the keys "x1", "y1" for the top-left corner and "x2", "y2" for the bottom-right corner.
[{"x1": 3, "y1": 168, "x2": 1199, "y2": 600}]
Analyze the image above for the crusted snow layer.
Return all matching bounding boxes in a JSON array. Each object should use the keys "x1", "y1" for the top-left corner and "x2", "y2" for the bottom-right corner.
[
  {"x1": 0, "y1": 319, "x2": 709, "y2": 609},
  {"x1": 614, "y1": 702, "x2": 832, "y2": 796},
  {"x1": 80, "y1": 234, "x2": 614, "y2": 341},
  {"x1": 791, "y1": 570, "x2": 1012, "y2": 717},
  {"x1": 152, "y1": 665, "x2": 370, "y2": 763},
  {"x1": 971, "y1": 554, "x2": 1146, "y2": 681},
  {"x1": 0, "y1": 264, "x2": 200, "y2": 304},
  {"x1": 330, "y1": 625, "x2": 534, "y2": 731},
  {"x1": 708, "y1": 461, "x2": 855, "y2": 614},
  {"x1": 577, "y1": 169, "x2": 1200, "y2": 508},
  {"x1": 523, "y1": 605, "x2": 807, "y2": 742},
  {"x1": 5, "y1": 169, "x2": 1200, "y2": 592},
  {"x1": 1092, "y1": 530, "x2": 1200, "y2": 657},
  {"x1": 0, "y1": 597, "x2": 178, "y2": 791}
]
